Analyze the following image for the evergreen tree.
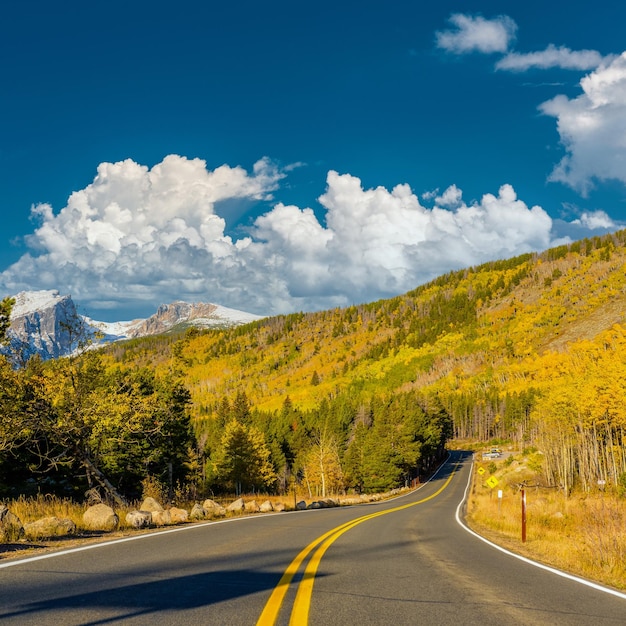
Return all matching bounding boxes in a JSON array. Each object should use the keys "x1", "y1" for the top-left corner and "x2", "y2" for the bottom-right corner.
[
  {"x1": 232, "y1": 390, "x2": 251, "y2": 423},
  {"x1": 213, "y1": 419, "x2": 276, "y2": 494}
]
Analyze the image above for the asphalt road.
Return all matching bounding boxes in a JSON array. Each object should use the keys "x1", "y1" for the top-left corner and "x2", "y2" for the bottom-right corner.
[{"x1": 0, "y1": 451, "x2": 624, "y2": 625}]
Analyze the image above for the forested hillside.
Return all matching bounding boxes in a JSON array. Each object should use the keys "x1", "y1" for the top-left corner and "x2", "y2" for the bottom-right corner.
[{"x1": 3, "y1": 231, "x2": 626, "y2": 501}]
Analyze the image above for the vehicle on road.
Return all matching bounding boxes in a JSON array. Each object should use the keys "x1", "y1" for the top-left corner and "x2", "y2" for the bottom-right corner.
[{"x1": 482, "y1": 448, "x2": 502, "y2": 460}]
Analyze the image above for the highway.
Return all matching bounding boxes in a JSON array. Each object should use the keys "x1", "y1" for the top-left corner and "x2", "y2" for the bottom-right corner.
[{"x1": 0, "y1": 451, "x2": 624, "y2": 625}]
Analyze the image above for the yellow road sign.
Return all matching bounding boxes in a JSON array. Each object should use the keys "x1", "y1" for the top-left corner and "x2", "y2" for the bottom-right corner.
[{"x1": 486, "y1": 476, "x2": 499, "y2": 489}]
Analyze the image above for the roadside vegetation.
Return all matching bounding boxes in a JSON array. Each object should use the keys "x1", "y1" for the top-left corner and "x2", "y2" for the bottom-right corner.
[{"x1": 464, "y1": 444, "x2": 626, "y2": 592}]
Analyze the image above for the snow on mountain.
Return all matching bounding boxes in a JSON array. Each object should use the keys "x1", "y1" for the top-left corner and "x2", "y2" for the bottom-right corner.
[
  {"x1": 2, "y1": 290, "x2": 264, "y2": 362},
  {"x1": 89, "y1": 300, "x2": 263, "y2": 339},
  {"x1": 11, "y1": 290, "x2": 66, "y2": 318},
  {"x1": 4, "y1": 290, "x2": 83, "y2": 361}
]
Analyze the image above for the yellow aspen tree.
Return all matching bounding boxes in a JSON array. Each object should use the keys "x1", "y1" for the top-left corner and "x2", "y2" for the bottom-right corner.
[
  {"x1": 301, "y1": 428, "x2": 344, "y2": 498},
  {"x1": 531, "y1": 382, "x2": 579, "y2": 496}
]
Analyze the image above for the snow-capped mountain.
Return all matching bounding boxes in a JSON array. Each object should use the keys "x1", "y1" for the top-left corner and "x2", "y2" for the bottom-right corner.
[
  {"x1": 5, "y1": 290, "x2": 83, "y2": 361},
  {"x1": 2, "y1": 290, "x2": 264, "y2": 362}
]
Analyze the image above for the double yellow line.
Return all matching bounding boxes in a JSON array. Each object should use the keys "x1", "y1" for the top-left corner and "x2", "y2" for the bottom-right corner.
[{"x1": 256, "y1": 462, "x2": 459, "y2": 625}]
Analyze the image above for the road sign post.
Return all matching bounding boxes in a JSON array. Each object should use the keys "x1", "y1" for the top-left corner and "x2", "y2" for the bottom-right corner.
[{"x1": 521, "y1": 489, "x2": 527, "y2": 543}]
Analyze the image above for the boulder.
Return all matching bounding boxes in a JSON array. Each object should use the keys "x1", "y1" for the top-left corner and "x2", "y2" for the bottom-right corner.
[
  {"x1": 0, "y1": 505, "x2": 24, "y2": 543},
  {"x1": 125, "y1": 510, "x2": 152, "y2": 529},
  {"x1": 296, "y1": 500, "x2": 307, "y2": 510},
  {"x1": 189, "y1": 503, "x2": 206, "y2": 520},
  {"x1": 203, "y1": 499, "x2": 226, "y2": 517},
  {"x1": 140, "y1": 497, "x2": 163, "y2": 512},
  {"x1": 244, "y1": 500, "x2": 260, "y2": 513},
  {"x1": 24, "y1": 516, "x2": 76, "y2": 540},
  {"x1": 169, "y1": 507, "x2": 189, "y2": 524},
  {"x1": 83, "y1": 504, "x2": 119, "y2": 532},
  {"x1": 227, "y1": 498, "x2": 245, "y2": 513},
  {"x1": 259, "y1": 500, "x2": 274, "y2": 513},
  {"x1": 339, "y1": 496, "x2": 361, "y2": 505},
  {"x1": 274, "y1": 502, "x2": 286, "y2": 512},
  {"x1": 151, "y1": 509, "x2": 172, "y2": 526}
]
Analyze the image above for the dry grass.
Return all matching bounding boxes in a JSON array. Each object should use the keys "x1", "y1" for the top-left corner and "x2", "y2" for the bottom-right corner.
[
  {"x1": 466, "y1": 456, "x2": 626, "y2": 591},
  {"x1": 9, "y1": 494, "x2": 87, "y2": 527},
  {"x1": 7, "y1": 494, "x2": 138, "y2": 530},
  {"x1": 4, "y1": 484, "x2": 402, "y2": 534}
]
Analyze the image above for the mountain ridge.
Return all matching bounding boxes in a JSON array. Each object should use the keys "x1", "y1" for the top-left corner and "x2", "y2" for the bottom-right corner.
[{"x1": 2, "y1": 290, "x2": 264, "y2": 361}]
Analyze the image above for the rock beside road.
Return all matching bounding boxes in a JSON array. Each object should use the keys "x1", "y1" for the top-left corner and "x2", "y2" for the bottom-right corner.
[
  {"x1": 24, "y1": 516, "x2": 76, "y2": 540},
  {"x1": 0, "y1": 505, "x2": 24, "y2": 543},
  {"x1": 83, "y1": 504, "x2": 119, "y2": 531}
]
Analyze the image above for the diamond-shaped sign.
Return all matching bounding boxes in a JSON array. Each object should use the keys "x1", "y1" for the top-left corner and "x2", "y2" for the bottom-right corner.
[
  {"x1": 477, "y1": 467, "x2": 485, "y2": 475},
  {"x1": 486, "y1": 476, "x2": 499, "y2": 489}
]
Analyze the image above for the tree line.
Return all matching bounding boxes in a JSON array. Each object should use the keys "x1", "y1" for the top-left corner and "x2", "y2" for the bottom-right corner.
[{"x1": 197, "y1": 390, "x2": 451, "y2": 497}]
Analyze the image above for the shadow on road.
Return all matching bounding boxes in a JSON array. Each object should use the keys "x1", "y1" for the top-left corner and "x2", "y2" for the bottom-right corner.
[{"x1": 1, "y1": 565, "x2": 328, "y2": 624}]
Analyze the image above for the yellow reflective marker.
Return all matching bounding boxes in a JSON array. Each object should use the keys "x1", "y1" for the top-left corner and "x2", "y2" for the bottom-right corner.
[
  {"x1": 257, "y1": 461, "x2": 461, "y2": 626},
  {"x1": 477, "y1": 467, "x2": 485, "y2": 475},
  {"x1": 486, "y1": 475, "x2": 499, "y2": 489}
]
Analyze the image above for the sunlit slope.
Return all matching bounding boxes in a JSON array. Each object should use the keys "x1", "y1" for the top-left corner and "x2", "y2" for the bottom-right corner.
[{"x1": 105, "y1": 231, "x2": 626, "y2": 417}]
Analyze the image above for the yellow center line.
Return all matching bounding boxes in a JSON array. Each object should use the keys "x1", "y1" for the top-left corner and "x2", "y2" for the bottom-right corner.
[
  {"x1": 257, "y1": 461, "x2": 460, "y2": 626},
  {"x1": 255, "y1": 518, "x2": 367, "y2": 625}
]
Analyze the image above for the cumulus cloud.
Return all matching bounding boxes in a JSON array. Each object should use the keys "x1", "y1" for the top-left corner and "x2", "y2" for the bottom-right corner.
[
  {"x1": 0, "y1": 157, "x2": 570, "y2": 318},
  {"x1": 256, "y1": 175, "x2": 555, "y2": 306},
  {"x1": 1, "y1": 156, "x2": 287, "y2": 315},
  {"x1": 434, "y1": 184, "x2": 463, "y2": 209},
  {"x1": 497, "y1": 45, "x2": 607, "y2": 72},
  {"x1": 540, "y1": 53, "x2": 626, "y2": 194},
  {"x1": 574, "y1": 210, "x2": 616, "y2": 230},
  {"x1": 435, "y1": 13, "x2": 517, "y2": 54},
  {"x1": 5, "y1": 154, "x2": 619, "y2": 318}
]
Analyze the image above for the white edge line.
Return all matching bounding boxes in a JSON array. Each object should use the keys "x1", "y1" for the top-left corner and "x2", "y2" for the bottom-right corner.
[
  {"x1": 0, "y1": 453, "x2": 454, "y2": 570},
  {"x1": 455, "y1": 455, "x2": 626, "y2": 601}
]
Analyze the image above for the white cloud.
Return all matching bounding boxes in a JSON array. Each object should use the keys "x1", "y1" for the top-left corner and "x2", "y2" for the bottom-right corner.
[
  {"x1": 496, "y1": 44, "x2": 607, "y2": 72},
  {"x1": 0, "y1": 158, "x2": 606, "y2": 318},
  {"x1": 1, "y1": 156, "x2": 286, "y2": 315},
  {"x1": 435, "y1": 184, "x2": 463, "y2": 208},
  {"x1": 435, "y1": 15, "x2": 608, "y2": 75},
  {"x1": 574, "y1": 210, "x2": 616, "y2": 230},
  {"x1": 436, "y1": 14, "x2": 517, "y2": 54},
  {"x1": 540, "y1": 53, "x2": 626, "y2": 194},
  {"x1": 249, "y1": 174, "x2": 558, "y2": 308}
]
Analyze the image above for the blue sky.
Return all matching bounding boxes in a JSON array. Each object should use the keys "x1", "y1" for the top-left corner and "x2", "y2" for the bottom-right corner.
[{"x1": 2, "y1": 1, "x2": 626, "y2": 320}]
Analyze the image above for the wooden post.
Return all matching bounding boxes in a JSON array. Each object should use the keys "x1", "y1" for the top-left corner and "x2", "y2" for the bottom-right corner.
[{"x1": 521, "y1": 489, "x2": 527, "y2": 543}]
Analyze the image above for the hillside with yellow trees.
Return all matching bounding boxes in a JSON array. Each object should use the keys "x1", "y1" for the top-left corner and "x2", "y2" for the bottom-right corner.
[
  {"x1": 98, "y1": 229, "x2": 626, "y2": 499},
  {"x1": 2, "y1": 231, "x2": 626, "y2": 502}
]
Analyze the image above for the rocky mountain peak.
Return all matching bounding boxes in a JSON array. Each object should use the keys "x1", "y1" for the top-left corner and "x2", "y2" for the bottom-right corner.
[
  {"x1": 5, "y1": 290, "x2": 84, "y2": 361},
  {"x1": 126, "y1": 301, "x2": 219, "y2": 337},
  {"x1": 2, "y1": 290, "x2": 263, "y2": 362}
]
